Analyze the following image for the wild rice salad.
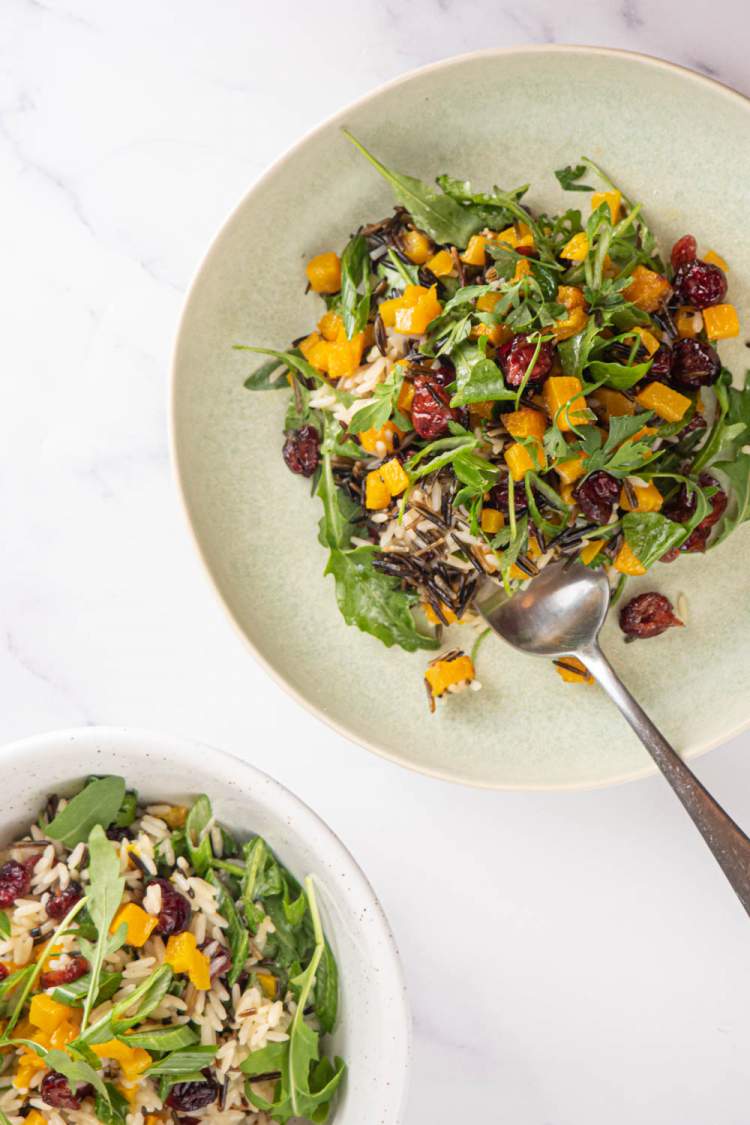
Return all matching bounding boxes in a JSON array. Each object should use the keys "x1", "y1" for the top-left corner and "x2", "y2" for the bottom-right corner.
[
  {"x1": 0, "y1": 776, "x2": 344, "y2": 1124},
  {"x1": 241, "y1": 133, "x2": 749, "y2": 704}
]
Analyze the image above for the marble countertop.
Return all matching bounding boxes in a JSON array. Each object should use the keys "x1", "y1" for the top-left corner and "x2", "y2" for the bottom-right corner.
[{"x1": 2, "y1": 2, "x2": 750, "y2": 1122}]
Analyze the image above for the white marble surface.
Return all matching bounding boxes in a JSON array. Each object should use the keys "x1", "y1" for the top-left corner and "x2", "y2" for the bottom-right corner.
[{"x1": 2, "y1": 3, "x2": 750, "y2": 1122}]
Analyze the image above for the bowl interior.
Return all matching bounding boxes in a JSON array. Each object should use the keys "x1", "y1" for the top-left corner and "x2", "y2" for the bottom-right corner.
[
  {"x1": 173, "y1": 47, "x2": 750, "y2": 789},
  {"x1": 1, "y1": 727, "x2": 409, "y2": 1123}
]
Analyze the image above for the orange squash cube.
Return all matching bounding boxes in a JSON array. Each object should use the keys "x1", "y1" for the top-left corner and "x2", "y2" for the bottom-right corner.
[
  {"x1": 556, "y1": 285, "x2": 586, "y2": 310},
  {"x1": 305, "y1": 251, "x2": 341, "y2": 295},
  {"x1": 675, "y1": 307, "x2": 703, "y2": 339},
  {"x1": 622, "y1": 266, "x2": 671, "y2": 312},
  {"x1": 504, "y1": 439, "x2": 546, "y2": 480},
  {"x1": 422, "y1": 602, "x2": 458, "y2": 625},
  {"x1": 29, "y1": 994, "x2": 71, "y2": 1035},
  {"x1": 397, "y1": 379, "x2": 415, "y2": 413},
  {"x1": 476, "y1": 290, "x2": 501, "y2": 312},
  {"x1": 560, "y1": 232, "x2": 589, "y2": 261},
  {"x1": 702, "y1": 304, "x2": 739, "y2": 340},
  {"x1": 379, "y1": 458, "x2": 410, "y2": 497},
  {"x1": 594, "y1": 388, "x2": 634, "y2": 420},
  {"x1": 704, "y1": 249, "x2": 728, "y2": 271},
  {"x1": 555, "y1": 656, "x2": 594, "y2": 684},
  {"x1": 591, "y1": 190, "x2": 621, "y2": 222},
  {"x1": 481, "y1": 508, "x2": 505, "y2": 534},
  {"x1": 494, "y1": 222, "x2": 534, "y2": 250},
  {"x1": 551, "y1": 305, "x2": 588, "y2": 342},
  {"x1": 631, "y1": 326, "x2": 661, "y2": 355},
  {"x1": 359, "y1": 421, "x2": 403, "y2": 455},
  {"x1": 503, "y1": 407, "x2": 546, "y2": 442},
  {"x1": 402, "y1": 229, "x2": 433, "y2": 264},
  {"x1": 425, "y1": 654, "x2": 475, "y2": 701},
  {"x1": 365, "y1": 470, "x2": 391, "y2": 510},
  {"x1": 543, "y1": 376, "x2": 588, "y2": 431},
  {"x1": 317, "y1": 310, "x2": 344, "y2": 341},
  {"x1": 636, "y1": 381, "x2": 691, "y2": 422},
  {"x1": 614, "y1": 541, "x2": 647, "y2": 576},
  {"x1": 556, "y1": 452, "x2": 587, "y2": 484},
  {"x1": 619, "y1": 481, "x2": 663, "y2": 512},
  {"x1": 425, "y1": 249, "x2": 454, "y2": 277},
  {"x1": 110, "y1": 902, "x2": 158, "y2": 948},
  {"x1": 579, "y1": 538, "x2": 605, "y2": 565},
  {"x1": 460, "y1": 235, "x2": 486, "y2": 266}
]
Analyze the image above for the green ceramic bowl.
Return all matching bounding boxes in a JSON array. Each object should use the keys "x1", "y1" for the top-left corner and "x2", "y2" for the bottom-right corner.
[{"x1": 172, "y1": 46, "x2": 750, "y2": 790}]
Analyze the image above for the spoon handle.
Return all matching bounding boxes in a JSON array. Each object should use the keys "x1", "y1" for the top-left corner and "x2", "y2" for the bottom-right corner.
[{"x1": 580, "y1": 641, "x2": 750, "y2": 917}]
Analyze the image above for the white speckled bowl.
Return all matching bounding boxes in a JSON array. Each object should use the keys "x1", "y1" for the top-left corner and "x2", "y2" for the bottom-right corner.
[
  {"x1": 172, "y1": 46, "x2": 750, "y2": 789},
  {"x1": 0, "y1": 727, "x2": 410, "y2": 1123}
]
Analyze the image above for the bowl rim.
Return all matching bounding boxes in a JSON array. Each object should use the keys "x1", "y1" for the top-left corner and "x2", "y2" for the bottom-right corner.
[
  {"x1": 169, "y1": 44, "x2": 750, "y2": 793},
  {"x1": 0, "y1": 725, "x2": 412, "y2": 1121}
]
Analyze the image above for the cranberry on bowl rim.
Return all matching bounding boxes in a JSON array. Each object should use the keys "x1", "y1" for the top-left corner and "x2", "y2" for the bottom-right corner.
[{"x1": 240, "y1": 134, "x2": 747, "y2": 705}]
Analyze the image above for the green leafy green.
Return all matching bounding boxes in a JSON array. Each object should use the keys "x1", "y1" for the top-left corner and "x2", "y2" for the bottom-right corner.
[
  {"x1": 185, "y1": 795, "x2": 213, "y2": 876},
  {"x1": 208, "y1": 872, "x2": 250, "y2": 988},
  {"x1": 554, "y1": 164, "x2": 594, "y2": 192},
  {"x1": 450, "y1": 341, "x2": 515, "y2": 407},
  {"x1": 51, "y1": 969, "x2": 122, "y2": 1008},
  {"x1": 343, "y1": 130, "x2": 484, "y2": 247},
  {"x1": 340, "y1": 233, "x2": 372, "y2": 338},
  {"x1": 587, "y1": 359, "x2": 652, "y2": 390},
  {"x1": 121, "y1": 1024, "x2": 199, "y2": 1052},
  {"x1": 47, "y1": 777, "x2": 126, "y2": 848},
  {"x1": 234, "y1": 346, "x2": 353, "y2": 407},
  {"x1": 713, "y1": 453, "x2": 750, "y2": 541},
  {"x1": 0, "y1": 911, "x2": 10, "y2": 939},
  {"x1": 622, "y1": 512, "x2": 687, "y2": 568},
  {"x1": 114, "y1": 789, "x2": 137, "y2": 829},
  {"x1": 324, "y1": 547, "x2": 437, "y2": 652},
  {"x1": 243, "y1": 355, "x2": 288, "y2": 391},
  {"x1": 45, "y1": 1047, "x2": 111, "y2": 1106},
  {"x1": 146, "y1": 1045, "x2": 218, "y2": 1076},
  {"x1": 80, "y1": 825, "x2": 126, "y2": 1031},
  {"x1": 95, "y1": 1083, "x2": 130, "y2": 1125},
  {"x1": 348, "y1": 365, "x2": 405, "y2": 433}
]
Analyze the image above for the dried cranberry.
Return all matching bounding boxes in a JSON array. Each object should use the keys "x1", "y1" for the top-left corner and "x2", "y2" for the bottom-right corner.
[
  {"x1": 46, "y1": 882, "x2": 83, "y2": 921},
  {"x1": 0, "y1": 860, "x2": 31, "y2": 908},
  {"x1": 166, "y1": 1076, "x2": 220, "y2": 1112},
  {"x1": 699, "y1": 474, "x2": 728, "y2": 528},
  {"x1": 620, "y1": 592, "x2": 683, "y2": 639},
  {"x1": 670, "y1": 234, "x2": 697, "y2": 272},
  {"x1": 671, "y1": 338, "x2": 721, "y2": 389},
  {"x1": 674, "y1": 259, "x2": 727, "y2": 309},
  {"x1": 411, "y1": 376, "x2": 456, "y2": 440},
  {"x1": 41, "y1": 953, "x2": 90, "y2": 990},
  {"x1": 149, "y1": 878, "x2": 191, "y2": 937},
  {"x1": 648, "y1": 345, "x2": 673, "y2": 380},
  {"x1": 488, "y1": 474, "x2": 529, "y2": 515},
  {"x1": 678, "y1": 412, "x2": 708, "y2": 438},
  {"x1": 574, "y1": 471, "x2": 620, "y2": 524},
  {"x1": 429, "y1": 362, "x2": 455, "y2": 388},
  {"x1": 499, "y1": 334, "x2": 554, "y2": 388},
  {"x1": 41, "y1": 1072, "x2": 92, "y2": 1110},
  {"x1": 0, "y1": 965, "x2": 8, "y2": 982},
  {"x1": 282, "y1": 425, "x2": 320, "y2": 477},
  {"x1": 662, "y1": 483, "x2": 697, "y2": 525}
]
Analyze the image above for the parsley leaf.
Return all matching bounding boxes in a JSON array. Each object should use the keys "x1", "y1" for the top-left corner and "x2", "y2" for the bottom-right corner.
[{"x1": 554, "y1": 164, "x2": 594, "y2": 192}]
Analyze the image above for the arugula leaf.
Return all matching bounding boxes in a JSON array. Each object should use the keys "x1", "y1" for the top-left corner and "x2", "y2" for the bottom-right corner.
[
  {"x1": 241, "y1": 836, "x2": 267, "y2": 930},
  {"x1": 340, "y1": 233, "x2": 372, "y2": 338},
  {"x1": 436, "y1": 175, "x2": 533, "y2": 239},
  {"x1": 450, "y1": 341, "x2": 515, "y2": 407},
  {"x1": 0, "y1": 911, "x2": 10, "y2": 939},
  {"x1": 121, "y1": 1024, "x2": 199, "y2": 1052},
  {"x1": 185, "y1": 795, "x2": 213, "y2": 876},
  {"x1": 45, "y1": 1048, "x2": 110, "y2": 1106},
  {"x1": 622, "y1": 512, "x2": 687, "y2": 568},
  {"x1": 554, "y1": 164, "x2": 594, "y2": 192},
  {"x1": 348, "y1": 366, "x2": 405, "y2": 434},
  {"x1": 243, "y1": 356, "x2": 288, "y2": 391},
  {"x1": 47, "y1": 777, "x2": 126, "y2": 848},
  {"x1": 208, "y1": 872, "x2": 249, "y2": 988},
  {"x1": 343, "y1": 131, "x2": 482, "y2": 247},
  {"x1": 146, "y1": 1045, "x2": 218, "y2": 1076},
  {"x1": 317, "y1": 440, "x2": 359, "y2": 552},
  {"x1": 713, "y1": 453, "x2": 750, "y2": 541},
  {"x1": 95, "y1": 1083, "x2": 130, "y2": 1125},
  {"x1": 51, "y1": 969, "x2": 122, "y2": 1008},
  {"x1": 378, "y1": 248, "x2": 419, "y2": 291},
  {"x1": 234, "y1": 346, "x2": 353, "y2": 406},
  {"x1": 81, "y1": 825, "x2": 126, "y2": 1031},
  {"x1": 325, "y1": 547, "x2": 438, "y2": 652},
  {"x1": 242, "y1": 1038, "x2": 289, "y2": 1077},
  {"x1": 557, "y1": 319, "x2": 601, "y2": 377},
  {"x1": 587, "y1": 359, "x2": 652, "y2": 390},
  {"x1": 313, "y1": 941, "x2": 339, "y2": 1035}
]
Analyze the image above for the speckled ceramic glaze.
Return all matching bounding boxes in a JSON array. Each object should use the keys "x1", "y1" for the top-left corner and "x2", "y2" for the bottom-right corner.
[
  {"x1": 172, "y1": 47, "x2": 750, "y2": 790},
  {"x1": 0, "y1": 727, "x2": 410, "y2": 1123}
]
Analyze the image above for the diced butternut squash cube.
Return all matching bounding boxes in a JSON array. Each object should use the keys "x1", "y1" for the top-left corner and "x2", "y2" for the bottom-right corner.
[
  {"x1": 460, "y1": 235, "x2": 486, "y2": 266},
  {"x1": 476, "y1": 290, "x2": 501, "y2": 312},
  {"x1": 378, "y1": 297, "x2": 401, "y2": 328},
  {"x1": 359, "y1": 421, "x2": 403, "y2": 455},
  {"x1": 164, "y1": 932, "x2": 211, "y2": 991},
  {"x1": 551, "y1": 305, "x2": 588, "y2": 341},
  {"x1": 425, "y1": 249, "x2": 454, "y2": 277},
  {"x1": 365, "y1": 470, "x2": 391, "y2": 510},
  {"x1": 504, "y1": 439, "x2": 546, "y2": 480},
  {"x1": 93, "y1": 1039, "x2": 153, "y2": 1082},
  {"x1": 306, "y1": 251, "x2": 341, "y2": 294},
  {"x1": 631, "y1": 326, "x2": 661, "y2": 355},
  {"x1": 299, "y1": 332, "x2": 322, "y2": 361},
  {"x1": 317, "y1": 310, "x2": 344, "y2": 341},
  {"x1": 503, "y1": 407, "x2": 546, "y2": 442},
  {"x1": 326, "y1": 332, "x2": 365, "y2": 379},
  {"x1": 594, "y1": 388, "x2": 634, "y2": 420},
  {"x1": 379, "y1": 458, "x2": 410, "y2": 497},
  {"x1": 513, "y1": 257, "x2": 532, "y2": 282},
  {"x1": 591, "y1": 190, "x2": 622, "y2": 222},
  {"x1": 556, "y1": 452, "x2": 587, "y2": 485},
  {"x1": 623, "y1": 265, "x2": 671, "y2": 312},
  {"x1": 471, "y1": 322, "x2": 512, "y2": 346},
  {"x1": 704, "y1": 250, "x2": 728, "y2": 271},
  {"x1": 702, "y1": 303, "x2": 739, "y2": 340},
  {"x1": 555, "y1": 656, "x2": 594, "y2": 684},
  {"x1": 24, "y1": 1113, "x2": 46, "y2": 1125},
  {"x1": 494, "y1": 222, "x2": 534, "y2": 250},
  {"x1": 481, "y1": 508, "x2": 505, "y2": 534},
  {"x1": 560, "y1": 481, "x2": 576, "y2": 505},
  {"x1": 675, "y1": 306, "x2": 703, "y2": 339},
  {"x1": 422, "y1": 601, "x2": 459, "y2": 625},
  {"x1": 397, "y1": 379, "x2": 415, "y2": 413},
  {"x1": 110, "y1": 903, "x2": 158, "y2": 948},
  {"x1": 305, "y1": 339, "x2": 332, "y2": 373},
  {"x1": 391, "y1": 285, "x2": 442, "y2": 336},
  {"x1": 425, "y1": 654, "x2": 475, "y2": 703},
  {"x1": 636, "y1": 381, "x2": 691, "y2": 422},
  {"x1": 469, "y1": 400, "x2": 495, "y2": 425},
  {"x1": 556, "y1": 285, "x2": 586, "y2": 310},
  {"x1": 29, "y1": 994, "x2": 71, "y2": 1035},
  {"x1": 580, "y1": 538, "x2": 605, "y2": 565},
  {"x1": 402, "y1": 229, "x2": 433, "y2": 264},
  {"x1": 561, "y1": 232, "x2": 589, "y2": 261},
  {"x1": 544, "y1": 376, "x2": 588, "y2": 431},
  {"x1": 614, "y1": 541, "x2": 647, "y2": 576},
  {"x1": 619, "y1": 481, "x2": 663, "y2": 512}
]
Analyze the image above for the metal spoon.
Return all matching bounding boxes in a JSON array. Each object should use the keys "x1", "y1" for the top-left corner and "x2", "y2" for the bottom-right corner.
[{"x1": 475, "y1": 560, "x2": 750, "y2": 916}]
